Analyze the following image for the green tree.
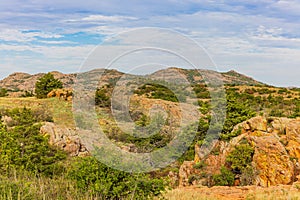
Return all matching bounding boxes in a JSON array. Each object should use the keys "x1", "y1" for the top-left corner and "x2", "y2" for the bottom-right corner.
[{"x1": 35, "y1": 73, "x2": 63, "y2": 99}]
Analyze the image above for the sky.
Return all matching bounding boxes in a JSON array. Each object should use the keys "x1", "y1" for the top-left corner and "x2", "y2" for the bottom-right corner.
[{"x1": 0, "y1": 0, "x2": 299, "y2": 87}]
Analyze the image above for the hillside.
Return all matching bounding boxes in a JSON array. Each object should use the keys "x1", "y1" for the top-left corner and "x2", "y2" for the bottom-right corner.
[
  {"x1": 0, "y1": 67, "x2": 263, "y2": 97},
  {"x1": 0, "y1": 67, "x2": 299, "y2": 199}
]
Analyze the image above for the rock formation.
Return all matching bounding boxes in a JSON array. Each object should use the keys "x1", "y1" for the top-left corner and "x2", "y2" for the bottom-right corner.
[
  {"x1": 179, "y1": 116, "x2": 300, "y2": 187},
  {"x1": 40, "y1": 122, "x2": 89, "y2": 157},
  {"x1": 47, "y1": 88, "x2": 73, "y2": 101}
]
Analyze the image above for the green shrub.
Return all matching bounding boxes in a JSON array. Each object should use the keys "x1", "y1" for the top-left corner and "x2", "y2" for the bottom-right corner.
[
  {"x1": 95, "y1": 87, "x2": 111, "y2": 108},
  {"x1": 226, "y1": 142, "x2": 254, "y2": 173},
  {"x1": 212, "y1": 166, "x2": 235, "y2": 186},
  {"x1": 0, "y1": 108, "x2": 66, "y2": 176},
  {"x1": 67, "y1": 157, "x2": 166, "y2": 199},
  {"x1": 134, "y1": 83, "x2": 180, "y2": 102},
  {"x1": 35, "y1": 73, "x2": 63, "y2": 99},
  {"x1": 21, "y1": 90, "x2": 34, "y2": 97},
  {"x1": 193, "y1": 161, "x2": 207, "y2": 170},
  {"x1": 0, "y1": 88, "x2": 8, "y2": 97}
]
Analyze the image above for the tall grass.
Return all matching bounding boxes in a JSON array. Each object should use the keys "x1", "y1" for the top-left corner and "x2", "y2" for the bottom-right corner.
[{"x1": 0, "y1": 169, "x2": 94, "y2": 200}]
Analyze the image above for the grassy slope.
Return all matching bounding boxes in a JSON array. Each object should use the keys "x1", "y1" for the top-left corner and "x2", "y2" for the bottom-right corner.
[{"x1": 0, "y1": 97, "x2": 75, "y2": 128}]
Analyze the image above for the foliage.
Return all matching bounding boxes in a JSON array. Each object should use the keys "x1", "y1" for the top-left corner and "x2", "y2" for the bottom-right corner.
[
  {"x1": 221, "y1": 89, "x2": 256, "y2": 137},
  {"x1": 35, "y1": 73, "x2": 63, "y2": 99},
  {"x1": 21, "y1": 90, "x2": 34, "y2": 97},
  {"x1": 193, "y1": 161, "x2": 207, "y2": 170},
  {"x1": 134, "y1": 83, "x2": 182, "y2": 102},
  {"x1": 0, "y1": 88, "x2": 8, "y2": 97},
  {"x1": 67, "y1": 157, "x2": 166, "y2": 199},
  {"x1": 226, "y1": 142, "x2": 255, "y2": 174},
  {"x1": 212, "y1": 166, "x2": 235, "y2": 186},
  {"x1": 95, "y1": 84, "x2": 111, "y2": 107},
  {"x1": 0, "y1": 108, "x2": 66, "y2": 176},
  {"x1": 193, "y1": 84, "x2": 210, "y2": 99}
]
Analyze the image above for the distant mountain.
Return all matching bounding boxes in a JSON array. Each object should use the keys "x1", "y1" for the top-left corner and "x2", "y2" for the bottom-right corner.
[{"x1": 0, "y1": 68, "x2": 264, "y2": 96}]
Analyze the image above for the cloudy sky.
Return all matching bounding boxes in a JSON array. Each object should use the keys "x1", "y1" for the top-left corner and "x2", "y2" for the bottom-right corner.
[{"x1": 0, "y1": 0, "x2": 299, "y2": 86}]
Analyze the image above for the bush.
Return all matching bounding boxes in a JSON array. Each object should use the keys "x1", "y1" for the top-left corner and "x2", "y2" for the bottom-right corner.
[
  {"x1": 0, "y1": 108, "x2": 66, "y2": 176},
  {"x1": 67, "y1": 157, "x2": 166, "y2": 199},
  {"x1": 134, "y1": 83, "x2": 180, "y2": 102},
  {"x1": 0, "y1": 88, "x2": 8, "y2": 97},
  {"x1": 212, "y1": 166, "x2": 235, "y2": 186},
  {"x1": 35, "y1": 73, "x2": 63, "y2": 99},
  {"x1": 21, "y1": 90, "x2": 34, "y2": 97},
  {"x1": 226, "y1": 142, "x2": 254, "y2": 173},
  {"x1": 95, "y1": 85, "x2": 111, "y2": 107}
]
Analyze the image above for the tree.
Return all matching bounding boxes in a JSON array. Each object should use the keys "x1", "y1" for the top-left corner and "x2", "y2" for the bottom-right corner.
[{"x1": 35, "y1": 73, "x2": 63, "y2": 98}]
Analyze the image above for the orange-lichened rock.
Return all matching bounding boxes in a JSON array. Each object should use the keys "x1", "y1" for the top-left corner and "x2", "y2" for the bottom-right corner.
[
  {"x1": 47, "y1": 88, "x2": 73, "y2": 101},
  {"x1": 181, "y1": 116, "x2": 300, "y2": 187}
]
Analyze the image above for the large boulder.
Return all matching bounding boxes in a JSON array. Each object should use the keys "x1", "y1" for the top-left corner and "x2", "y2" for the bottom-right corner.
[
  {"x1": 47, "y1": 88, "x2": 73, "y2": 101},
  {"x1": 40, "y1": 122, "x2": 89, "y2": 157},
  {"x1": 189, "y1": 116, "x2": 300, "y2": 187},
  {"x1": 251, "y1": 132, "x2": 294, "y2": 187},
  {"x1": 285, "y1": 119, "x2": 300, "y2": 160}
]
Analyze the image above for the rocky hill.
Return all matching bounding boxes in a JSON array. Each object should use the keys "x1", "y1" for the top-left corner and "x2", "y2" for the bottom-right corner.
[{"x1": 0, "y1": 67, "x2": 263, "y2": 96}]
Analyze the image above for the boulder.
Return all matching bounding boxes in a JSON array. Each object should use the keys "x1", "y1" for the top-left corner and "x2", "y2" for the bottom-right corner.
[
  {"x1": 40, "y1": 122, "x2": 89, "y2": 157},
  {"x1": 47, "y1": 88, "x2": 73, "y2": 101},
  {"x1": 251, "y1": 132, "x2": 294, "y2": 187},
  {"x1": 188, "y1": 116, "x2": 300, "y2": 187},
  {"x1": 233, "y1": 116, "x2": 267, "y2": 133},
  {"x1": 285, "y1": 119, "x2": 300, "y2": 160}
]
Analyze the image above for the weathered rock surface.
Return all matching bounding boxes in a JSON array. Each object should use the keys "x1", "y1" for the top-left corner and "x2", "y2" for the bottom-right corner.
[
  {"x1": 47, "y1": 88, "x2": 73, "y2": 101},
  {"x1": 179, "y1": 116, "x2": 300, "y2": 187},
  {"x1": 40, "y1": 122, "x2": 89, "y2": 157}
]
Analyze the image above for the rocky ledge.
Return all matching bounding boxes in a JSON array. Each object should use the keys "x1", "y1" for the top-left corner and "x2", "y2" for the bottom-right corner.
[{"x1": 179, "y1": 116, "x2": 300, "y2": 187}]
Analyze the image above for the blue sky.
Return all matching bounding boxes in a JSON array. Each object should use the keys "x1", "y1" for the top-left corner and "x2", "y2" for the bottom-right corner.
[{"x1": 0, "y1": 0, "x2": 300, "y2": 86}]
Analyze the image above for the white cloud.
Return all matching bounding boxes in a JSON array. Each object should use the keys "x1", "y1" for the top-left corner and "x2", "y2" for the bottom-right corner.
[
  {"x1": 81, "y1": 15, "x2": 137, "y2": 22},
  {"x1": 0, "y1": 29, "x2": 62, "y2": 42}
]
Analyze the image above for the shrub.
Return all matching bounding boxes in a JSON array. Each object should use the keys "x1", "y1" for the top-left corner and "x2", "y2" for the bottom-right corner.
[
  {"x1": 35, "y1": 73, "x2": 63, "y2": 99},
  {"x1": 134, "y1": 83, "x2": 180, "y2": 102},
  {"x1": 226, "y1": 142, "x2": 254, "y2": 173},
  {"x1": 0, "y1": 108, "x2": 66, "y2": 176},
  {"x1": 95, "y1": 84, "x2": 111, "y2": 107},
  {"x1": 21, "y1": 90, "x2": 34, "y2": 97},
  {"x1": 212, "y1": 166, "x2": 235, "y2": 186},
  {"x1": 67, "y1": 157, "x2": 166, "y2": 199},
  {"x1": 0, "y1": 88, "x2": 8, "y2": 97}
]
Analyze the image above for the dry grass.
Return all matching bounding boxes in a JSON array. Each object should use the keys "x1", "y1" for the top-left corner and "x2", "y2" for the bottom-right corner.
[
  {"x1": 160, "y1": 186, "x2": 300, "y2": 200},
  {"x1": 0, "y1": 97, "x2": 75, "y2": 128}
]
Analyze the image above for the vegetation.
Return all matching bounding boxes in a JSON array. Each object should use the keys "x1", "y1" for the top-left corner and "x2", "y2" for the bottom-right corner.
[
  {"x1": 95, "y1": 84, "x2": 112, "y2": 107},
  {"x1": 1, "y1": 69, "x2": 300, "y2": 198},
  {"x1": 0, "y1": 107, "x2": 166, "y2": 199},
  {"x1": 35, "y1": 73, "x2": 63, "y2": 98},
  {"x1": 68, "y1": 157, "x2": 166, "y2": 199},
  {"x1": 21, "y1": 90, "x2": 34, "y2": 97},
  {"x1": 0, "y1": 87, "x2": 8, "y2": 97},
  {"x1": 134, "y1": 83, "x2": 180, "y2": 102},
  {"x1": 212, "y1": 166, "x2": 235, "y2": 186}
]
